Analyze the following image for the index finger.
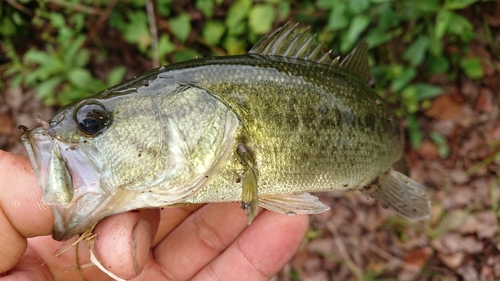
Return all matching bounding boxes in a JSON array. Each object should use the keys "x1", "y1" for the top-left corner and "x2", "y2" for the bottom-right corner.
[{"x1": 0, "y1": 150, "x2": 53, "y2": 237}]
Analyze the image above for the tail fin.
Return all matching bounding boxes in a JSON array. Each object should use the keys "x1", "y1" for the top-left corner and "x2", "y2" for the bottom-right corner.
[{"x1": 369, "y1": 170, "x2": 430, "y2": 220}]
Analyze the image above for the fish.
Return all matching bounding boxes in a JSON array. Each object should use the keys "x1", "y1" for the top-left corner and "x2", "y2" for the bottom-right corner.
[{"x1": 21, "y1": 23, "x2": 431, "y2": 241}]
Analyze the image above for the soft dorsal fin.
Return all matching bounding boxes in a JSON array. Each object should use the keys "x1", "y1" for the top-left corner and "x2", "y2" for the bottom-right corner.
[{"x1": 248, "y1": 23, "x2": 371, "y2": 83}]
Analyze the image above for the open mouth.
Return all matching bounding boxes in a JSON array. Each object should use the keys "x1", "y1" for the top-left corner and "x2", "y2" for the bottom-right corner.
[{"x1": 21, "y1": 127, "x2": 105, "y2": 240}]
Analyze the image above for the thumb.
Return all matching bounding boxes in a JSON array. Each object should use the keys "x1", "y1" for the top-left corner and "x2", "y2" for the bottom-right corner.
[
  {"x1": 92, "y1": 209, "x2": 160, "y2": 280},
  {"x1": 0, "y1": 150, "x2": 53, "y2": 274}
]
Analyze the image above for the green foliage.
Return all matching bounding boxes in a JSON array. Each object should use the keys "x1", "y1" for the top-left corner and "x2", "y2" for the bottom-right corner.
[
  {"x1": 170, "y1": 14, "x2": 191, "y2": 43},
  {"x1": 0, "y1": 0, "x2": 485, "y2": 149},
  {"x1": 1, "y1": 1, "x2": 126, "y2": 106}
]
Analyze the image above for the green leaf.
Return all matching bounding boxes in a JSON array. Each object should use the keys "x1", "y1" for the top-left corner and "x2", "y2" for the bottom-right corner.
[
  {"x1": 326, "y1": 3, "x2": 348, "y2": 31},
  {"x1": 341, "y1": 15, "x2": 370, "y2": 52},
  {"x1": 174, "y1": 49, "x2": 200, "y2": 63},
  {"x1": 49, "y1": 12, "x2": 65, "y2": 28},
  {"x1": 66, "y1": 68, "x2": 94, "y2": 90},
  {"x1": 348, "y1": 0, "x2": 370, "y2": 14},
  {"x1": 225, "y1": 0, "x2": 252, "y2": 35},
  {"x1": 36, "y1": 76, "x2": 63, "y2": 99},
  {"x1": 23, "y1": 49, "x2": 56, "y2": 66},
  {"x1": 109, "y1": 9, "x2": 126, "y2": 31},
  {"x1": 156, "y1": 0, "x2": 171, "y2": 16},
  {"x1": 413, "y1": 83, "x2": 443, "y2": 101},
  {"x1": 170, "y1": 14, "x2": 191, "y2": 43},
  {"x1": 158, "y1": 34, "x2": 176, "y2": 63},
  {"x1": 428, "y1": 36, "x2": 443, "y2": 56},
  {"x1": 430, "y1": 132, "x2": 450, "y2": 158},
  {"x1": 407, "y1": 114, "x2": 423, "y2": 149},
  {"x1": 365, "y1": 28, "x2": 393, "y2": 47},
  {"x1": 196, "y1": 0, "x2": 214, "y2": 18},
  {"x1": 223, "y1": 36, "x2": 247, "y2": 55},
  {"x1": 435, "y1": 9, "x2": 452, "y2": 39},
  {"x1": 73, "y1": 49, "x2": 91, "y2": 68},
  {"x1": 447, "y1": 13, "x2": 473, "y2": 42},
  {"x1": 107, "y1": 66, "x2": 126, "y2": 87},
  {"x1": 460, "y1": 57, "x2": 484, "y2": 79},
  {"x1": 123, "y1": 11, "x2": 151, "y2": 52},
  {"x1": 317, "y1": 0, "x2": 335, "y2": 9},
  {"x1": 249, "y1": 5, "x2": 275, "y2": 35},
  {"x1": 59, "y1": 84, "x2": 91, "y2": 105},
  {"x1": 12, "y1": 74, "x2": 23, "y2": 88},
  {"x1": 426, "y1": 55, "x2": 450, "y2": 75},
  {"x1": 377, "y1": 5, "x2": 398, "y2": 30},
  {"x1": 0, "y1": 17, "x2": 16, "y2": 36},
  {"x1": 277, "y1": 2, "x2": 291, "y2": 21},
  {"x1": 444, "y1": 0, "x2": 477, "y2": 10},
  {"x1": 70, "y1": 13, "x2": 85, "y2": 31},
  {"x1": 414, "y1": 0, "x2": 441, "y2": 12},
  {"x1": 203, "y1": 20, "x2": 226, "y2": 46},
  {"x1": 391, "y1": 67, "x2": 416, "y2": 92},
  {"x1": 62, "y1": 35, "x2": 86, "y2": 66},
  {"x1": 403, "y1": 36, "x2": 429, "y2": 66}
]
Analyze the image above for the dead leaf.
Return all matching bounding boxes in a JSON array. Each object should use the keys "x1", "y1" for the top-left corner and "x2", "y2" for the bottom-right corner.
[
  {"x1": 476, "y1": 211, "x2": 498, "y2": 239},
  {"x1": 457, "y1": 261, "x2": 479, "y2": 281},
  {"x1": 417, "y1": 140, "x2": 439, "y2": 160},
  {"x1": 437, "y1": 252, "x2": 465, "y2": 269},
  {"x1": 480, "y1": 265, "x2": 495, "y2": 281},
  {"x1": 402, "y1": 247, "x2": 433, "y2": 269},
  {"x1": 449, "y1": 170, "x2": 470, "y2": 185},
  {"x1": 476, "y1": 88, "x2": 494, "y2": 113},
  {"x1": 461, "y1": 236, "x2": 484, "y2": 254},
  {"x1": 487, "y1": 125, "x2": 500, "y2": 142},
  {"x1": 0, "y1": 114, "x2": 13, "y2": 135},
  {"x1": 426, "y1": 95, "x2": 463, "y2": 120},
  {"x1": 457, "y1": 215, "x2": 479, "y2": 235}
]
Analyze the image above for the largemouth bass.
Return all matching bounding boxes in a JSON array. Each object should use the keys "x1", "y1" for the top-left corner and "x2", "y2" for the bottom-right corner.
[{"x1": 21, "y1": 24, "x2": 430, "y2": 241}]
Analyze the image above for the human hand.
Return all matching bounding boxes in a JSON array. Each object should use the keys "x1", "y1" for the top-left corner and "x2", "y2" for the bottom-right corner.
[{"x1": 0, "y1": 150, "x2": 309, "y2": 280}]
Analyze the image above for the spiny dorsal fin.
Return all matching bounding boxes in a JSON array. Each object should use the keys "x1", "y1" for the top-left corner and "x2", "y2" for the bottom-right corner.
[
  {"x1": 249, "y1": 23, "x2": 333, "y2": 64},
  {"x1": 339, "y1": 41, "x2": 371, "y2": 83},
  {"x1": 249, "y1": 23, "x2": 371, "y2": 83}
]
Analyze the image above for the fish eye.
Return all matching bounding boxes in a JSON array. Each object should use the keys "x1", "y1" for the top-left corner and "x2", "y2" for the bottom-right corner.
[{"x1": 74, "y1": 101, "x2": 110, "y2": 136}]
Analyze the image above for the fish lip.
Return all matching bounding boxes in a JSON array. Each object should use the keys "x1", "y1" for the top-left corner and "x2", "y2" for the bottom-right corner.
[
  {"x1": 21, "y1": 127, "x2": 53, "y2": 196},
  {"x1": 21, "y1": 127, "x2": 105, "y2": 241}
]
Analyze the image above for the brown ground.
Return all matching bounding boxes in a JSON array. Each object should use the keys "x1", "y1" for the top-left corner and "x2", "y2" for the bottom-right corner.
[{"x1": 1, "y1": 2, "x2": 500, "y2": 281}]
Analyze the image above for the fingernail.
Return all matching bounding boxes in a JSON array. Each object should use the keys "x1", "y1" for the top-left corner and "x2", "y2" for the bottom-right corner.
[{"x1": 131, "y1": 218, "x2": 152, "y2": 275}]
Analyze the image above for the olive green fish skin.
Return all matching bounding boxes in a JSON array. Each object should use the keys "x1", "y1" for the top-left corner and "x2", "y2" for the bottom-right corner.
[{"x1": 95, "y1": 54, "x2": 403, "y2": 203}]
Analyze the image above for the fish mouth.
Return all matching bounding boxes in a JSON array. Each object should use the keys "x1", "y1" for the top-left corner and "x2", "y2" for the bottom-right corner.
[{"x1": 21, "y1": 127, "x2": 106, "y2": 240}]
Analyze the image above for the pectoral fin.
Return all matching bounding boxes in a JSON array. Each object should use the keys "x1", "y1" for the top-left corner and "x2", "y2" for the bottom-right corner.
[
  {"x1": 237, "y1": 143, "x2": 259, "y2": 225},
  {"x1": 241, "y1": 166, "x2": 259, "y2": 225},
  {"x1": 259, "y1": 193, "x2": 330, "y2": 215},
  {"x1": 366, "y1": 170, "x2": 430, "y2": 220}
]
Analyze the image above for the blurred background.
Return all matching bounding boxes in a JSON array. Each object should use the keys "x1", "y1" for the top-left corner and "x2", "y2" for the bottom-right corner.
[{"x1": 0, "y1": 0, "x2": 499, "y2": 280}]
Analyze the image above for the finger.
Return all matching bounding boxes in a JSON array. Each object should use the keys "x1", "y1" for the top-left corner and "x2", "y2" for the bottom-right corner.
[
  {"x1": 193, "y1": 211, "x2": 309, "y2": 280},
  {"x1": 5, "y1": 236, "x2": 103, "y2": 281},
  {"x1": 152, "y1": 204, "x2": 204, "y2": 247},
  {"x1": 92, "y1": 209, "x2": 160, "y2": 280},
  {"x1": 0, "y1": 241, "x2": 51, "y2": 281},
  {"x1": 0, "y1": 151, "x2": 53, "y2": 236},
  {"x1": 153, "y1": 202, "x2": 250, "y2": 280},
  {"x1": 0, "y1": 151, "x2": 53, "y2": 274}
]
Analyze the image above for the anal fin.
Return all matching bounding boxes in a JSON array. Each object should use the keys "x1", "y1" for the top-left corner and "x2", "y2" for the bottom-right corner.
[
  {"x1": 259, "y1": 193, "x2": 330, "y2": 215},
  {"x1": 367, "y1": 170, "x2": 430, "y2": 220}
]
